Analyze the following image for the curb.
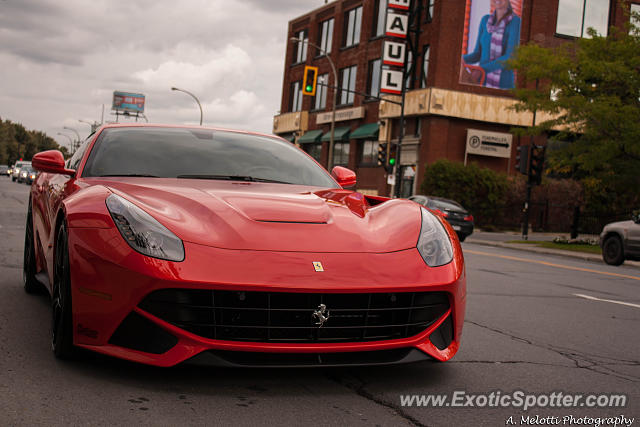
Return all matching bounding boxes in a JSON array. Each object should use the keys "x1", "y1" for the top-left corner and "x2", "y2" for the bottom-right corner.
[{"x1": 464, "y1": 239, "x2": 640, "y2": 270}]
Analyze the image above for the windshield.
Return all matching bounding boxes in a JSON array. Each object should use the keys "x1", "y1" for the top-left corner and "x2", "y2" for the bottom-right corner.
[{"x1": 82, "y1": 127, "x2": 336, "y2": 187}]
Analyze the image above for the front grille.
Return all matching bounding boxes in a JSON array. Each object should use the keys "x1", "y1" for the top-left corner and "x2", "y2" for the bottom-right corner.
[{"x1": 139, "y1": 289, "x2": 449, "y2": 343}]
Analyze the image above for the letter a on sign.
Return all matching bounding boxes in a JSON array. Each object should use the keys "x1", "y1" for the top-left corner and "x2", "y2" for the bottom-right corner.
[
  {"x1": 388, "y1": 0, "x2": 410, "y2": 10},
  {"x1": 386, "y1": 12, "x2": 408, "y2": 38},
  {"x1": 382, "y1": 40, "x2": 406, "y2": 67},
  {"x1": 381, "y1": 69, "x2": 403, "y2": 95}
]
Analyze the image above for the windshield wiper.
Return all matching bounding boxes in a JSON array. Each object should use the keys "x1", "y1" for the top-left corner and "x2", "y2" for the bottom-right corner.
[
  {"x1": 176, "y1": 174, "x2": 291, "y2": 184},
  {"x1": 97, "y1": 174, "x2": 160, "y2": 177}
]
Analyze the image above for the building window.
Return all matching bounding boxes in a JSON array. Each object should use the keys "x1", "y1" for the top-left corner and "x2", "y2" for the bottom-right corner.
[
  {"x1": 556, "y1": 0, "x2": 609, "y2": 38},
  {"x1": 318, "y1": 18, "x2": 334, "y2": 55},
  {"x1": 631, "y1": 4, "x2": 640, "y2": 32},
  {"x1": 293, "y1": 29, "x2": 308, "y2": 63},
  {"x1": 421, "y1": 45, "x2": 430, "y2": 88},
  {"x1": 303, "y1": 143, "x2": 322, "y2": 162},
  {"x1": 367, "y1": 59, "x2": 382, "y2": 100},
  {"x1": 373, "y1": 0, "x2": 387, "y2": 37},
  {"x1": 405, "y1": 51, "x2": 413, "y2": 89},
  {"x1": 426, "y1": 0, "x2": 435, "y2": 22},
  {"x1": 359, "y1": 140, "x2": 377, "y2": 166},
  {"x1": 313, "y1": 73, "x2": 329, "y2": 110},
  {"x1": 343, "y1": 6, "x2": 362, "y2": 47},
  {"x1": 333, "y1": 141, "x2": 350, "y2": 167},
  {"x1": 290, "y1": 81, "x2": 303, "y2": 112},
  {"x1": 339, "y1": 65, "x2": 357, "y2": 105}
]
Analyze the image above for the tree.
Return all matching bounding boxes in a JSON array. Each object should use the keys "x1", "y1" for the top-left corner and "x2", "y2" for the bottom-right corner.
[{"x1": 509, "y1": 9, "x2": 640, "y2": 213}]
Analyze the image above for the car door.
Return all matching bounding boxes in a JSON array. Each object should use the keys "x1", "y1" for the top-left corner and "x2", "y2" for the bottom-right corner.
[{"x1": 627, "y1": 218, "x2": 640, "y2": 256}]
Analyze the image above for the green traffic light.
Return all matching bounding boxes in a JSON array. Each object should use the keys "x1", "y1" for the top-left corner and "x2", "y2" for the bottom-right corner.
[
  {"x1": 389, "y1": 158, "x2": 396, "y2": 165},
  {"x1": 306, "y1": 85, "x2": 313, "y2": 92}
]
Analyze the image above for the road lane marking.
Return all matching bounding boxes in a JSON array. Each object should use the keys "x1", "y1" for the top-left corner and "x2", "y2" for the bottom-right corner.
[
  {"x1": 573, "y1": 293, "x2": 640, "y2": 309},
  {"x1": 465, "y1": 249, "x2": 640, "y2": 282}
]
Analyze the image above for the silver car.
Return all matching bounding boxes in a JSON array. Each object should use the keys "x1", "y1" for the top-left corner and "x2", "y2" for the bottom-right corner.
[
  {"x1": 11, "y1": 161, "x2": 31, "y2": 182},
  {"x1": 600, "y1": 212, "x2": 640, "y2": 265}
]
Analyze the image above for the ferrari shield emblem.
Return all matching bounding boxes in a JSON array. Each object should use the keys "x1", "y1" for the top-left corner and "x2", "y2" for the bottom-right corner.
[{"x1": 312, "y1": 261, "x2": 324, "y2": 272}]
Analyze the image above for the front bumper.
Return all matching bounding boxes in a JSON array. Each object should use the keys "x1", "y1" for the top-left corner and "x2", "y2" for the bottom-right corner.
[{"x1": 68, "y1": 227, "x2": 466, "y2": 367}]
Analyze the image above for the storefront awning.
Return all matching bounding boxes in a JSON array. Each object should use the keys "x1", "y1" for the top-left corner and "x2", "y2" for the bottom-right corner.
[
  {"x1": 297, "y1": 129, "x2": 323, "y2": 144},
  {"x1": 320, "y1": 126, "x2": 351, "y2": 142},
  {"x1": 278, "y1": 132, "x2": 295, "y2": 142},
  {"x1": 349, "y1": 123, "x2": 379, "y2": 139}
]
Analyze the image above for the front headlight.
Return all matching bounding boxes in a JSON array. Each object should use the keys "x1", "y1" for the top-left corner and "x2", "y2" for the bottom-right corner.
[
  {"x1": 106, "y1": 194, "x2": 185, "y2": 261},
  {"x1": 417, "y1": 207, "x2": 453, "y2": 267}
]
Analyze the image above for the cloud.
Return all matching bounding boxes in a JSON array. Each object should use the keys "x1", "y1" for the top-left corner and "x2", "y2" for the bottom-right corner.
[{"x1": 0, "y1": 0, "x2": 327, "y2": 146}]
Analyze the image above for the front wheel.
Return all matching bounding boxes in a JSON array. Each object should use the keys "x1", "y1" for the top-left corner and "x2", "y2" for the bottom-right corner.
[
  {"x1": 602, "y1": 235, "x2": 624, "y2": 266},
  {"x1": 51, "y1": 222, "x2": 76, "y2": 359}
]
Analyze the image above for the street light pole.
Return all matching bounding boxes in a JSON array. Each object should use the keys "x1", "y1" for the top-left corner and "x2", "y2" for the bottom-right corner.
[
  {"x1": 171, "y1": 87, "x2": 203, "y2": 125},
  {"x1": 63, "y1": 126, "x2": 81, "y2": 151},
  {"x1": 290, "y1": 37, "x2": 337, "y2": 171},
  {"x1": 57, "y1": 132, "x2": 73, "y2": 152}
]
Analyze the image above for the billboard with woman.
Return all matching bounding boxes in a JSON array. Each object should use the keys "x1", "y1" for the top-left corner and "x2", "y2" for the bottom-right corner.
[{"x1": 460, "y1": 0, "x2": 522, "y2": 90}]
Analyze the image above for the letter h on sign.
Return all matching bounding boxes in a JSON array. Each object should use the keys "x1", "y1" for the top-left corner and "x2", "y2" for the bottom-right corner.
[{"x1": 388, "y1": 0, "x2": 410, "y2": 10}]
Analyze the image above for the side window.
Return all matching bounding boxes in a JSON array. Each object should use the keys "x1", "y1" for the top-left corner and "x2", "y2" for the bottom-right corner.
[{"x1": 67, "y1": 137, "x2": 92, "y2": 171}]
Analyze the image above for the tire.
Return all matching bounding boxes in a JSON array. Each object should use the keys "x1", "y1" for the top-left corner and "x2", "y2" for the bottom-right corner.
[
  {"x1": 23, "y1": 203, "x2": 42, "y2": 294},
  {"x1": 602, "y1": 235, "x2": 625, "y2": 266},
  {"x1": 51, "y1": 222, "x2": 76, "y2": 359}
]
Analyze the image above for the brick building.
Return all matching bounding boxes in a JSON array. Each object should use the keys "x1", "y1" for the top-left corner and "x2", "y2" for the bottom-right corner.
[{"x1": 272, "y1": 0, "x2": 638, "y2": 197}]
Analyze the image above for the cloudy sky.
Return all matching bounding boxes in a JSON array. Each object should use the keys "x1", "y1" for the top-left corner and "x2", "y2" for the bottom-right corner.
[{"x1": 0, "y1": 0, "x2": 323, "y2": 150}]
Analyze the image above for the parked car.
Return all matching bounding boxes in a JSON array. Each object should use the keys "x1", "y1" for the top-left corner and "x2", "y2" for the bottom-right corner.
[
  {"x1": 600, "y1": 212, "x2": 640, "y2": 265},
  {"x1": 24, "y1": 124, "x2": 466, "y2": 367},
  {"x1": 12, "y1": 160, "x2": 31, "y2": 182},
  {"x1": 0, "y1": 165, "x2": 8, "y2": 177},
  {"x1": 409, "y1": 195, "x2": 474, "y2": 242}
]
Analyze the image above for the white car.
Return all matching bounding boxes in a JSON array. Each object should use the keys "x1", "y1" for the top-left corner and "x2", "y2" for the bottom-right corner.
[{"x1": 600, "y1": 212, "x2": 640, "y2": 265}]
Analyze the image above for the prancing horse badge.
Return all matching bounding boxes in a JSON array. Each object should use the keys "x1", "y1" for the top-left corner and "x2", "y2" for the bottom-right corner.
[{"x1": 312, "y1": 261, "x2": 324, "y2": 272}]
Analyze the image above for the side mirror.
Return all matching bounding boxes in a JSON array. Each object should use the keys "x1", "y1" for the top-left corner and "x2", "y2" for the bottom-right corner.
[
  {"x1": 632, "y1": 210, "x2": 640, "y2": 224},
  {"x1": 331, "y1": 166, "x2": 356, "y2": 188},
  {"x1": 32, "y1": 150, "x2": 76, "y2": 176}
]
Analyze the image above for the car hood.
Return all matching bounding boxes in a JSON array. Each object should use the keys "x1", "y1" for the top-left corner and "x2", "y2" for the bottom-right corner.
[
  {"x1": 99, "y1": 178, "x2": 421, "y2": 253},
  {"x1": 602, "y1": 220, "x2": 636, "y2": 234}
]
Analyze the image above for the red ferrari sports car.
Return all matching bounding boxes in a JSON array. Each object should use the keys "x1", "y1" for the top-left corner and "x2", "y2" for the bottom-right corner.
[{"x1": 25, "y1": 124, "x2": 466, "y2": 367}]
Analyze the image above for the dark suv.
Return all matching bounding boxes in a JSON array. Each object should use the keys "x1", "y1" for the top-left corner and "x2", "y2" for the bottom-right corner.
[
  {"x1": 409, "y1": 195, "x2": 474, "y2": 242},
  {"x1": 600, "y1": 212, "x2": 640, "y2": 265}
]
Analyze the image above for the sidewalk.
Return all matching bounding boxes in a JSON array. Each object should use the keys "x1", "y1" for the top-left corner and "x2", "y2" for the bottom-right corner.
[{"x1": 464, "y1": 231, "x2": 640, "y2": 270}]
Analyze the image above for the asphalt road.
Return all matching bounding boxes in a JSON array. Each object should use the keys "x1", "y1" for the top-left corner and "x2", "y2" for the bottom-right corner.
[{"x1": 1, "y1": 177, "x2": 638, "y2": 426}]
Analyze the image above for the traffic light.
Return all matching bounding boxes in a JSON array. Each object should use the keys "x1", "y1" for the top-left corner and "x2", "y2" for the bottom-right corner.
[
  {"x1": 302, "y1": 66, "x2": 319, "y2": 96},
  {"x1": 377, "y1": 142, "x2": 388, "y2": 170},
  {"x1": 516, "y1": 145, "x2": 529, "y2": 175},
  {"x1": 388, "y1": 143, "x2": 397, "y2": 170},
  {"x1": 528, "y1": 145, "x2": 546, "y2": 185}
]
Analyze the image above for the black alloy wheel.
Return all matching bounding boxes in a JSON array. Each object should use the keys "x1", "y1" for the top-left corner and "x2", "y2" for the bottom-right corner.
[
  {"x1": 51, "y1": 222, "x2": 76, "y2": 358},
  {"x1": 602, "y1": 235, "x2": 625, "y2": 266},
  {"x1": 23, "y1": 203, "x2": 42, "y2": 294}
]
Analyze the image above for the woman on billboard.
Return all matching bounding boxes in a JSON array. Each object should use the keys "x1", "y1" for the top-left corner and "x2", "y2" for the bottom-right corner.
[{"x1": 461, "y1": 0, "x2": 521, "y2": 90}]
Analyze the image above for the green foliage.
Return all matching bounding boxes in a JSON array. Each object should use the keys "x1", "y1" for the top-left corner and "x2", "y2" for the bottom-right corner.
[
  {"x1": 420, "y1": 159, "x2": 510, "y2": 225},
  {"x1": 508, "y1": 10, "x2": 640, "y2": 213},
  {"x1": 0, "y1": 118, "x2": 66, "y2": 166}
]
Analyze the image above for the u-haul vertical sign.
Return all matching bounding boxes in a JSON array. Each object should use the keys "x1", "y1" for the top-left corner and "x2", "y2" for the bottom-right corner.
[
  {"x1": 388, "y1": 0, "x2": 410, "y2": 10},
  {"x1": 385, "y1": 12, "x2": 408, "y2": 38},
  {"x1": 381, "y1": 69, "x2": 403, "y2": 95},
  {"x1": 382, "y1": 40, "x2": 406, "y2": 67}
]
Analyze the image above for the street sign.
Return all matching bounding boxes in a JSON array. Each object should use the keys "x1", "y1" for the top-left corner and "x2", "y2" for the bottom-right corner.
[
  {"x1": 465, "y1": 129, "x2": 513, "y2": 158},
  {"x1": 382, "y1": 40, "x2": 406, "y2": 67},
  {"x1": 385, "y1": 12, "x2": 408, "y2": 38},
  {"x1": 380, "y1": 69, "x2": 403, "y2": 95}
]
